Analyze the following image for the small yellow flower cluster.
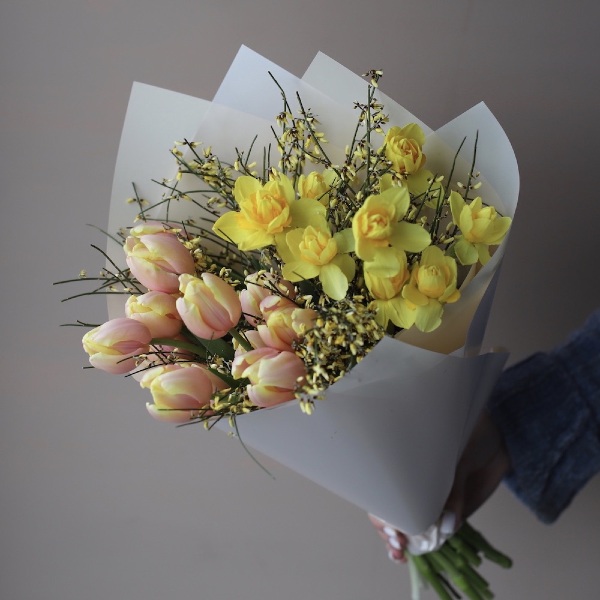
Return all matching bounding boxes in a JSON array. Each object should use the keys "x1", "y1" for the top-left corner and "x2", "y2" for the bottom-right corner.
[
  {"x1": 295, "y1": 298, "x2": 385, "y2": 402},
  {"x1": 171, "y1": 140, "x2": 236, "y2": 206},
  {"x1": 211, "y1": 386, "x2": 256, "y2": 419}
]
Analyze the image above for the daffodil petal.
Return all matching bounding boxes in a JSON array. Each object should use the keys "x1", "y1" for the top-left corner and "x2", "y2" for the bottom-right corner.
[
  {"x1": 237, "y1": 230, "x2": 275, "y2": 251},
  {"x1": 333, "y1": 228, "x2": 355, "y2": 254},
  {"x1": 401, "y1": 123, "x2": 426, "y2": 146},
  {"x1": 274, "y1": 232, "x2": 295, "y2": 263},
  {"x1": 213, "y1": 210, "x2": 244, "y2": 244},
  {"x1": 289, "y1": 198, "x2": 327, "y2": 228},
  {"x1": 449, "y1": 191, "x2": 465, "y2": 224},
  {"x1": 234, "y1": 176, "x2": 261, "y2": 205},
  {"x1": 486, "y1": 217, "x2": 512, "y2": 244},
  {"x1": 476, "y1": 243, "x2": 491, "y2": 265},
  {"x1": 454, "y1": 239, "x2": 479, "y2": 265},
  {"x1": 320, "y1": 263, "x2": 348, "y2": 300},
  {"x1": 420, "y1": 245, "x2": 445, "y2": 267},
  {"x1": 283, "y1": 229, "x2": 305, "y2": 260},
  {"x1": 332, "y1": 253, "x2": 356, "y2": 282},
  {"x1": 282, "y1": 261, "x2": 320, "y2": 282},
  {"x1": 380, "y1": 185, "x2": 410, "y2": 217},
  {"x1": 213, "y1": 210, "x2": 276, "y2": 251},
  {"x1": 415, "y1": 301, "x2": 443, "y2": 333},
  {"x1": 391, "y1": 221, "x2": 431, "y2": 253},
  {"x1": 363, "y1": 248, "x2": 402, "y2": 277},
  {"x1": 275, "y1": 172, "x2": 296, "y2": 202},
  {"x1": 402, "y1": 280, "x2": 428, "y2": 306},
  {"x1": 389, "y1": 297, "x2": 416, "y2": 329}
]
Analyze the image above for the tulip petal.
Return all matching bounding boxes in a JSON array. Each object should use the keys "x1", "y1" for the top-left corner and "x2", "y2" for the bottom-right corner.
[{"x1": 146, "y1": 403, "x2": 196, "y2": 424}]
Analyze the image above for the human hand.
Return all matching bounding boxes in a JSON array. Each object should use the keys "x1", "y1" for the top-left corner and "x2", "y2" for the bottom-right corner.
[{"x1": 371, "y1": 411, "x2": 511, "y2": 561}]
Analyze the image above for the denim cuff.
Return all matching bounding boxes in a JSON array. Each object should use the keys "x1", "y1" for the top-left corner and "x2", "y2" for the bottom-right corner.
[{"x1": 488, "y1": 312, "x2": 600, "y2": 522}]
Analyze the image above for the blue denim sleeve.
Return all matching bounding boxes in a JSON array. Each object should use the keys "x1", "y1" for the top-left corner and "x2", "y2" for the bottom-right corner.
[{"x1": 488, "y1": 311, "x2": 600, "y2": 523}]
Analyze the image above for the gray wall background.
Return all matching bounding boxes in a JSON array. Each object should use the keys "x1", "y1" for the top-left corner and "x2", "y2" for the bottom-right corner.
[{"x1": 2, "y1": 1, "x2": 599, "y2": 598}]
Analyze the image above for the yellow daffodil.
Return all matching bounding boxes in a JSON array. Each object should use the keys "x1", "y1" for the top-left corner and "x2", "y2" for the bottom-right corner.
[
  {"x1": 402, "y1": 246, "x2": 460, "y2": 332},
  {"x1": 383, "y1": 123, "x2": 426, "y2": 175},
  {"x1": 212, "y1": 173, "x2": 296, "y2": 251},
  {"x1": 364, "y1": 252, "x2": 415, "y2": 330},
  {"x1": 449, "y1": 191, "x2": 512, "y2": 265},
  {"x1": 352, "y1": 186, "x2": 431, "y2": 277},
  {"x1": 297, "y1": 169, "x2": 338, "y2": 206},
  {"x1": 276, "y1": 219, "x2": 355, "y2": 301}
]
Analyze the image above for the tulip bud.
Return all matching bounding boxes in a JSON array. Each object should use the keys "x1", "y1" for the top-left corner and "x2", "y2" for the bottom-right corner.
[
  {"x1": 257, "y1": 305, "x2": 317, "y2": 351},
  {"x1": 82, "y1": 317, "x2": 152, "y2": 374},
  {"x1": 124, "y1": 230, "x2": 195, "y2": 293},
  {"x1": 232, "y1": 347, "x2": 306, "y2": 407},
  {"x1": 240, "y1": 272, "x2": 296, "y2": 325},
  {"x1": 141, "y1": 363, "x2": 227, "y2": 423},
  {"x1": 176, "y1": 273, "x2": 242, "y2": 340},
  {"x1": 125, "y1": 291, "x2": 182, "y2": 338},
  {"x1": 258, "y1": 294, "x2": 296, "y2": 321}
]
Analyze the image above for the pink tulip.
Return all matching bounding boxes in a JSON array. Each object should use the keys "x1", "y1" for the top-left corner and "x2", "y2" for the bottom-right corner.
[
  {"x1": 258, "y1": 294, "x2": 297, "y2": 321},
  {"x1": 125, "y1": 291, "x2": 183, "y2": 338},
  {"x1": 257, "y1": 305, "x2": 317, "y2": 351},
  {"x1": 240, "y1": 272, "x2": 296, "y2": 325},
  {"x1": 129, "y1": 221, "x2": 177, "y2": 236},
  {"x1": 232, "y1": 347, "x2": 306, "y2": 407},
  {"x1": 140, "y1": 363, "x2": 227, "y2": 424},
  {"x1": 82, "y1": 317, "x2": 152, "y2": 374},
  {"x1": 176, "y1": 273, "x2": 242, "y2": 340},
  {"x1": 124, "y1": 231, "x2": 195, "y2": 293}
]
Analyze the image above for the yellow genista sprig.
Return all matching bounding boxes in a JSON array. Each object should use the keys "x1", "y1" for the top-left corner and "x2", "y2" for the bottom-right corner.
[{"x1": 295, "y1": 298, "x2": 385, "y2": 404}]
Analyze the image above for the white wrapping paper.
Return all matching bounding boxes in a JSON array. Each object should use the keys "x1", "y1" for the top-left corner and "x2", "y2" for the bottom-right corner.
[
  {"x1": 108, "y1": 47, "x2": 519, "y2": 535},
  {"x1": 228, "y1": 339, "x2": 507, "y2": 534}
]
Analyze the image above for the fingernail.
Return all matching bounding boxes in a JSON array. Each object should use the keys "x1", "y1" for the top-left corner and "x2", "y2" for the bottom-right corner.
[
  {"x1": 388, "y1": 536, "x2": 401, "y2": 550},
  {"x1": 387, "y1": 549, "x2": 402, "y2": 564},
  {"x1": 383, "y1": 525, "x2": 398, "y2": 538},
  {"x1": 440, "y1": 511, "x2": 456, "y2": 535}
]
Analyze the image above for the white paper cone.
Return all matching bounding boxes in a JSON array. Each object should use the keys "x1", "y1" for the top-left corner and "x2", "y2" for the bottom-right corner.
[
  {"x1": 106, "y1": 47, "x2": 519, "y2": 535},
  {"x1": 221, "y1": 340, "x2": 508, "y2": 534}
]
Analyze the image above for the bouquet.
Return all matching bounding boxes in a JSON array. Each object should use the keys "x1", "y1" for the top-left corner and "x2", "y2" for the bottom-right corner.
[{"x1": 58, "y1": 47, "x2": 519, "y2": 599}]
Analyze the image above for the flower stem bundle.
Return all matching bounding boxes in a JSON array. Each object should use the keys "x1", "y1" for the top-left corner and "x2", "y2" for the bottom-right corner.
[{"x1": 409, "y1": 523, "x2": 512, "y2": 599}]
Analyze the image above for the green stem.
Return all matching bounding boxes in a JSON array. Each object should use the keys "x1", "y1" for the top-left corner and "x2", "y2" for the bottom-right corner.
[
  {"x1": 460, "y1": 523, "x2": 513, "y2": 569},
  {"x1": 229, "y1": 328, "x2": 252, "y2": 352},
  {"x1": 409, "y1": 554, "x2": 454, "y2": 600},
  {"x1": 151, "y1": 337, "x2": 207, "y2": 356},
  {"x1": 440, "y1": 545, "x2": 493, "y2": 599},
  {"x1": 429, "y1": 550, "x2": 481, "y2": 600},
  {"x1": 233, "y1": 417, "x2": 275, "y2": 479},
  {"x1": 448, "y1": 534, "x2": 482, "y2": 567}
]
